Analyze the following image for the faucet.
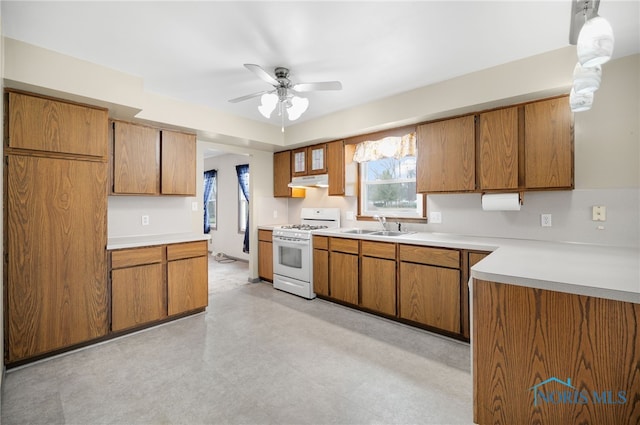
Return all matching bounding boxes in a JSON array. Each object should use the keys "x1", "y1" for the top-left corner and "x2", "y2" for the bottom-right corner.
[
  {"x1": 396, "y1": 221, "x2": 402, "y2": 231},
  {"x1": 373, "y1": 215, "x2": 386, "y2": 231}
]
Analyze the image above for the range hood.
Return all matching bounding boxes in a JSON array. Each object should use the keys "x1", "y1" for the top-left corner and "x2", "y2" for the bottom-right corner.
[{"x1": 288, "y1": 174, "x2": 329, "y2": 188}]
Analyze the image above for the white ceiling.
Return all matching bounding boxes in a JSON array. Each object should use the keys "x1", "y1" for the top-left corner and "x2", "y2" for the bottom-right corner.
[{"x1": 2, "y1": 1, "x2": 639, "y2": 129}]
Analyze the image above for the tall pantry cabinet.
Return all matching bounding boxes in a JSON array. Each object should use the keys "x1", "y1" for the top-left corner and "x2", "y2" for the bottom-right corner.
[{"x1": 4, "y1": 91, "x2": 109, "y2": 364}]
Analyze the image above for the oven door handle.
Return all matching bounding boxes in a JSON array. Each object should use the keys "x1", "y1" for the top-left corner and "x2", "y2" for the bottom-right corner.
[{"x1": 273, "y1": 237, "x2": 309, "y2": 246}]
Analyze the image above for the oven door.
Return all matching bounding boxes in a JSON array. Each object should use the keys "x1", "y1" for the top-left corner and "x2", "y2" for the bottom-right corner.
[{"x1": 272, "y1": 236, "x2": 310, "y2": 283}]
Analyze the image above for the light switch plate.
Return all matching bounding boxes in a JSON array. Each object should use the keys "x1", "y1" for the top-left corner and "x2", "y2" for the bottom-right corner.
[
  {"x1": 541, "y1": 214, "x2": 552, "y2": 227},
  {"x1": 429, "y1": 211, "x2": 442, "y2": 224},
  {"x1": 192, "y1": 201, "x2": 198, "y2": 211}
]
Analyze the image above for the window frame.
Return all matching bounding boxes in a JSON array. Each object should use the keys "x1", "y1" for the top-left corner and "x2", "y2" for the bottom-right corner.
[
  {"x1": 207, "y1": 174, "x2": 218, "y2": 231},
  {"x1": 238, "y1": 183, "x2": 248, "y2": 233},
  {"x1": 356, "y1": 155, "x2": 427, "y2": 222}
]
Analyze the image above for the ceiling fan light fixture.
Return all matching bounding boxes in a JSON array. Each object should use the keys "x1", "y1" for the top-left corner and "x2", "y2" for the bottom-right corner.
[
  {"x1": 258, "y1": 93, "x2": 278, "y2": 118},
  {"x1": 570, "y1": 87, "x2": 594, "y2": 112},
  {"x1": 572, "y1": 62, "x2": 601, "y2": 94},
  {"x1": 577, "y1": 15, "x2": 614, "y2": 67},
  {"x1": 286, "y1": 96, "x2": 309, "y2": 121}
]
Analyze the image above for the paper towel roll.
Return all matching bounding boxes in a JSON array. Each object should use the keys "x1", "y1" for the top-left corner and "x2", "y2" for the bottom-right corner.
[{"x1": 481, "y1": 193, "x2": 521, "y2": 211}]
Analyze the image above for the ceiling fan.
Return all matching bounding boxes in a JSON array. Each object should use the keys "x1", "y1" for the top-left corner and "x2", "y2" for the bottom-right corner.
[{"x1": 229, "y1": 64, "x2": 342, "y2": 122}]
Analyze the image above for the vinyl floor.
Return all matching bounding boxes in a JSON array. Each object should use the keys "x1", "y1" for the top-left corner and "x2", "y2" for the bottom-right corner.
[{"x1": 1, "y1": 259, "x2": 473, "y2": 425}]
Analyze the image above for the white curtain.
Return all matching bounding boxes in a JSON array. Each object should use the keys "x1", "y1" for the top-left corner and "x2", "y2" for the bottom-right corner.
[{"x1": 352, "y1": 132, "x2": 416, "y2": 163}]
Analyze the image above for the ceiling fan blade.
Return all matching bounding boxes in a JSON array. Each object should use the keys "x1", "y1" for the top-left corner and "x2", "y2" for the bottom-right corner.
[
  {"x1": 228, "y1": 90, "x2": 271, "y2": 103},
  {"x1": 244, "y1": 64, "x2": 279, "y2": 86},
  {"x1": 292, "y1": 81, "x2": 342, "y2": 92}
]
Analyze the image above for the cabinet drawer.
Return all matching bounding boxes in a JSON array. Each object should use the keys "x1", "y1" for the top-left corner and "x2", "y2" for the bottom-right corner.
[
  {"x1": 111, "y1": 246, "x2": 164, "y2": 269},
  {"x1": 330, "y1": 237, "x2": 359, "y2": 254},
  {"x1": 167, "y1": 241, "x2": 208, "y2": 261},
  {"x1": 313, "y1": 235, "x2": 329, "y2": 250},
  {"x1": 258, "y1": 229, "x2": 273, "y2": 242},
  {"x1": 361, "y1": 241, "x2": 396, "y2": 260},
  {"x1": 399, "y1": 244, "x2": 460, "y2": 269}
]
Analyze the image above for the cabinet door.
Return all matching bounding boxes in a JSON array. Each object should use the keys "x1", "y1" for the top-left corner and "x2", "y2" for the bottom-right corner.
[
  {"x1": 478, "y1": 107, "x2": 519, "y2": 190},
  {"x1": 417, "y1": 115, "x2": 475, "y2": 193},
  {"x1": 313, "y1": 248, "x2": 329, "y2": 297},
  {"x1": 273, "y1": 151, "x2": 293, "y2": 197},
  {"x1": 327, "y1": 140, "x2": 345, "y2": 196},
  {"x1": 330, "y1": 252, "x2": 359, "y2": 305},
  {"x1": 399, "y1": 262, "x2": 460, "y2": 333},
  {"x1": 7, "y1": 155, "x2": 108, "y2": 363},
  {"x1": 360, "y1": 256, "x2": 396, "y2": 316},
  {"x1": 258, "y1": 240, "x2": 273, "y2": 281},
  {"x1": 161, "y1": 130, "x2": 196, "y2": 195},
  {"x1": 112, "y1": 263, "x2": 166, "y2": 331},
  {"x1": 168, "y1": 255, "x2": 209, "y2": 315},
  {"x1": 113, "y1": 121, "x2": 160, "y2": 194},
  {"x1": 8, "y1": 92, "x2": 108, "y2": 158},
  {"x1": 308, "y1": 144, "x2": 327, "y2": 175},
  {"x1": 524, "y1": 97, "x2": 573, "y2": 189},
  {"x1": 291, "y1": 148, "x2": 307, "y2": 176}
]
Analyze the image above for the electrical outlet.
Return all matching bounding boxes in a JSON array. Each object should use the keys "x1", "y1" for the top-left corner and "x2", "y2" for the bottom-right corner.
[
  {"x1": 541, "y1": 214, "x2": 552, "y2": 227},
  {"x1": 191, "y1": 201, "x2": 198, "y2": 211},
  {"x1": 141, "y1": 215, "x2": 150, "y2": 226},
  {"x1": 592, "y1": 205, "x2": 606, "y2": 221},
  {"x1": 346, "y1": 211, "x2": 355, "y2": 221},
  {"x1": 273, "y1": 210, "x2": 278, "y2": 218},
  {"x1": 429, "y1": 211, "x2": 442, "y2": 224}
]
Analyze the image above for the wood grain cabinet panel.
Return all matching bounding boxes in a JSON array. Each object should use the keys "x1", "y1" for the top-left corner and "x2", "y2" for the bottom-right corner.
[
  {"x1": 327, "y1": 140, "x2": 345, "y2": 196},
  {"x1": 8, "y1": 91, "x2": 108, "y2": 158},
  {"x1": 258, "y1": 230, "x2": 273, "y2": 282},
  {"x1": 417, "y1": 115, "x2": 475, "y2": 193},
  {"x1": 161, "y1": 130, "x2": 196, "y2": 195},
  {"x1": 329, "y1": 251, "x2": 359, "y2": 305},
  {"x1": 313, "y1": 248, "x2": 329, "y2": 297},
  {"x1": 524, "y1": 96, "x2": 573, "y2": 189},
  {"x1": 330, "y1": 237, "x2": 359, "y2": 254},
  {"x1": 360, "y1": 256, "x2": 396, "y2": 316},
  {"x1": 168, "y1": 255, "x2": 209, "y2": 315},
  {"x1": 7, "y1": 155, "x2": 108, "y2": 363},
  {"x1": 167, "y1": 241, "x2": 207, "y2": 261},
  {"x1": 399, "y1": 262, "x2": 460, "y2": 333},
  {"x1": 399, "y1": 244, "x2": 460, "y2": 268},
  {"x1": 111, "y1": 263, "x2": 166, "y2": 332},
  {"x1": 473, "y1": 279, "x2": 640, "y2": 425},
  {"x1": 274, "y1": 151, "x2": 296, "y2": 197},
  {"x1": 112, "y1": 121, "x2": 160, "y2": 194},
  {"x1": 478, "y1": 107, "x2": 519, "y2": 190},
  {"x1": 111, "y1": 246, "x2": 164, "y2": 269}
]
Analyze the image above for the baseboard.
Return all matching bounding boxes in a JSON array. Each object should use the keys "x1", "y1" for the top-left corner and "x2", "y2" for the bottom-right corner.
[{"x1": 248, "y1": 277, "x2": 261, "y2": 283}]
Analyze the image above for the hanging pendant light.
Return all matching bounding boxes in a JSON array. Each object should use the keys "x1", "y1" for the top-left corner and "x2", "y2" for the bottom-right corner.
[
  {"x1": 577, "y1": 15, "x2": 615, "y2": 67},
  {"x1": 258, "y1": 93, "x2": 278, "y2": 118},
  {"x1": 286, "y1": 96, "x2": 309, "y2": 121},
  {"x1": 570, "y1": 87, "x2": 594, "y2": 112},
  {"x1": 572, "y1": 62, "x2": 602, "y2": 94}
]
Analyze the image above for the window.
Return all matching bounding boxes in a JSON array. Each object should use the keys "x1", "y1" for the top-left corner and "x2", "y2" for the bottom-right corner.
[
  {"x1": 360, "y1": 156, "x2": 423, "y2": 219},
  {"x1": 203, "y1": 169, "x2": 217, "y2": 233},
  {"x1": 238, "y1": 183, "x2": 248, "y2": 233}
]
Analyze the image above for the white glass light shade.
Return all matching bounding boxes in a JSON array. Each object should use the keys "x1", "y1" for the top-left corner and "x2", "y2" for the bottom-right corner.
[
  {"x1": 570, "y1": 87, "x2": 594, "y2": 112},
  {"x1": 286, "y1": 96, "x2": 309, "y2": 121},
  {"x1": 572, "y1": 62, "x2": 601, "y2": 94},
  {"x1": 258, "y1": 93, "x2": 278, "y2": 118},
  {"x1": 577, "y1": 16, "x2": 614, "y2": 67}
]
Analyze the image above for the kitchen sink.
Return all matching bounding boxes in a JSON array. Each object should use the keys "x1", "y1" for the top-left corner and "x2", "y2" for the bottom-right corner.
[
  {"x1": 341, "y1": 228, "x2": 378, "y2": 234},
  {"x1": 370, "y1": 230, "x2": 415, "y2": 237}
]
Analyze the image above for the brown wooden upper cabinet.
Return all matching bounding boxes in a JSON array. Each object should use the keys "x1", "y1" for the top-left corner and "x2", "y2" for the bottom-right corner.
[
  {"x1": 524, "y1": 97, "x2": 573, "y2": 189},
  {"x1": 326, "y1": 140, "x2": 345, "y2": 196},
  {"x1": 478, "y1": 106, "x2": 519, "y2": 190},
  {"x1": 7, "y1": 91, "x2": 108, "y2": 158},
  {"x1": 161, "y1": 130, "x2": 197, "y2": 195},
  {"x1": 292, "y1": 144, "x2": 327, "y2": 176},
  {"x1": 112, "y1": 121, "x2": 196, "y2": 196},
  {"x1": 417, "y1": 115, "x2": 476, "y2": 193}
]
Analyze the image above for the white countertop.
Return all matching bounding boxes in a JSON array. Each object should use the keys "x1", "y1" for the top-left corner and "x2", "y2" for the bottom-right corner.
[
  {"x1": 107, "y1": 233, "x2": 211, "y2": 250},
  {"x1": 312, "y1": 228, "x2": 640, "y2": 304}
]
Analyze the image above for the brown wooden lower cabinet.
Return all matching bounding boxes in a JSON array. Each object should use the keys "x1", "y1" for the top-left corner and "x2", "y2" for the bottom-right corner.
[
  {"x1": 360, "y1": 241, "x2": 397, "y2": 316},
  {"x1": 258, "y1": 229, "x2": 273, "y2": 282},
  {"x1": 473, "y1": 279, "x2": 640, "y2": 425},
  {"x1": 167, "y1": 241, "x2": 209, "y2": 315},
  {"x1": 112, "y1": 263, "x2": 166, "y2": 331},
  {"x1": 329, "y1": 251, "x2": 359, "y2": 305},
  {"x1": 399, "y1": 262, "x2": 461, "y2": 333}
]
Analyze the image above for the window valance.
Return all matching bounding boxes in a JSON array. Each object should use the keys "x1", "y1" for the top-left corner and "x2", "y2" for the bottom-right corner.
[{"x1": 352, "y1": 132, "x2": 416, "y2": 163}]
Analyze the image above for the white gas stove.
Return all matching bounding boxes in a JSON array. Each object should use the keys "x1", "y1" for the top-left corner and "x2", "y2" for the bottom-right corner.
[{"x1": 272, "y1": 208, "x2": 340, "y2": 299}]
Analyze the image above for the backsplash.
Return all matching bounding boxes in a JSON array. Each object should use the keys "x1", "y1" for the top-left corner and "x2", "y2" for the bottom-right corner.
[
  {"x1": 288, "y1": 188, "x2": 639, "y2": 248},
  {"x1": 108, "y1": 196, "x2": 193, "y2": 238}
]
